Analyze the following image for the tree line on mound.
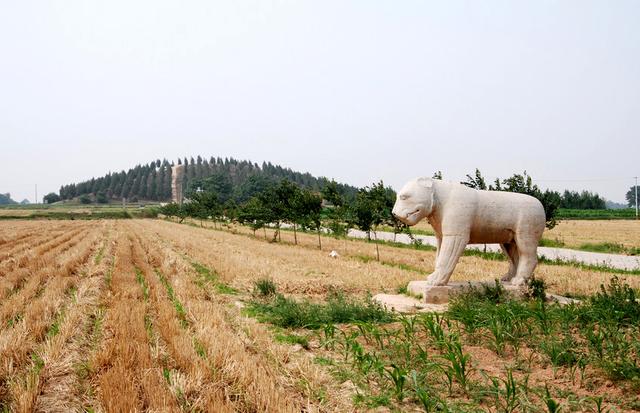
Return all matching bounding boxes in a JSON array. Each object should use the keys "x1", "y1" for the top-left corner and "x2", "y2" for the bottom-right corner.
[
  {"x1": 52, "y1": 155, "x2": 611, "y2": 214},
  {"x1": 55, "y1": 156, "x2": 357, "y2": 204}
]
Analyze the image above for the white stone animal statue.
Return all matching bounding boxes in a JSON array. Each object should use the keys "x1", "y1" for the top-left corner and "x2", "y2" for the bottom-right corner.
[{"x1": 392, "y1": 177, "x2": 546, "y2": 287}]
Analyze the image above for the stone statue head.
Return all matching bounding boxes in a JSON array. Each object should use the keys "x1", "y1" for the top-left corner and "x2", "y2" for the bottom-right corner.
[{"x1": 392, "y1": 177, "x2": 434, "y2": 226}]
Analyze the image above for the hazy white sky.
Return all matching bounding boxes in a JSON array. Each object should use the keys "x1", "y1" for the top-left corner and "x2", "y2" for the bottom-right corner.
[{"x1": 1, "y1": 1, "x2": 638, "y2": 203}]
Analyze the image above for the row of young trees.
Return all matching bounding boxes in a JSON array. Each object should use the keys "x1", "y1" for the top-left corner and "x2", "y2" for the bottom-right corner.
[
  {"x1": 160, "y1": 178, "x2": 400, "y2": 258},
  {"x1": 57, "y1": 156, "x2": 357, "y2": 203},
  {"x1": 161, "y1": 170, "x2": 565, "y2": 247}
]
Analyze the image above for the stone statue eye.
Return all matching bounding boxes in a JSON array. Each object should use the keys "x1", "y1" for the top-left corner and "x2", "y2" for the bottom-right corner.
[{"x1": 399, "y1": 194, "x2": 409, "y2": 200}]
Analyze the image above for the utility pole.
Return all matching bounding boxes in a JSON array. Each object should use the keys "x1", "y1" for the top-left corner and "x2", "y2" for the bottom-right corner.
[
  {"x1": 635, "y1": 176, "x2": 638, "y2": 220},
  {"x1": 35, "y1": 184, "x2": 38, "y2": 205}
]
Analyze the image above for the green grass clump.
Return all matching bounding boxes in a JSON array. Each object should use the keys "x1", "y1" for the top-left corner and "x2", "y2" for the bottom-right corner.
[
  {"x1": 94, "y1": 243, "x2": 106, "y2": 265},
  {"x1": 274, "y1": 332, "x2": 310, "y2": 349},
  {"x1": 156, "y1": 269, "x2": 189, "y2": 328},
  {"x1": 582, "y1": 277, "x2": 640, "y2": 325},
  {"x1": 247, "y1": 291, "x2": 394, "y2": 329},
  {"x1": 253, "y1": 278, "x2": 277, "y2": 297},
  {"x1": 579, "y1": 242, "x2": 627, "y2": 254},
  {"x1": 135, "y1": 268, "x2": 149, "y2": 301},
  {"x1": 539, "y1": 238, "x2": 566, "y2": 248},
  {"x1": 525, "y1": 278, "x2": 548, "y2": 301}
]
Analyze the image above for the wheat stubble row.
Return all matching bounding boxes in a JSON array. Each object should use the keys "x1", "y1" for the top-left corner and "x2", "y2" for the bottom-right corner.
[{"x1": 0, "y1": 221, "x2": 106, "y2": 410}]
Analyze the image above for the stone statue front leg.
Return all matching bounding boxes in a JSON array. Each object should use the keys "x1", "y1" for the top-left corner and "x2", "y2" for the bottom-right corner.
[{"x1": 426, "y1": 234, "x2": 469, "y2": 286}]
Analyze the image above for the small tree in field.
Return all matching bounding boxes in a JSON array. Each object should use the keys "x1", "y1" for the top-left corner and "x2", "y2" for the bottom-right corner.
[
  {"x1": 237, "y1": 197, "x2": 272, "y2": 239},
  {"x1": 275, "y1": 180, "x2": 302, "y2": 244},
  {"x1": 160, "y1": 202, "x2": 188, "y2": 223},
  {"x1": 96, "y1": 191, "x2": 109, "y2": 204},
  {"x1": 353, "y1": 181, "x2": 396, "y2": 260},
  {"x1": 322, "y1": 180, "x2": 352, "y2": 239},
  {"x1": 295, "y1": 188, "x2": 323, "y2": 249},
  {"x1": 627, "y1": 186, "x2": 638, "y2": 208},
  {"x1": 188, "y1": 191, "x2": 220, "y2": 227}
]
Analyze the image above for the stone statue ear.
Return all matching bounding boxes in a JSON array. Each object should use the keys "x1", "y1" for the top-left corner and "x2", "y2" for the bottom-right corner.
[
  {"x1": 417, "y1": 177, "x2": 433, "y2": 188},
  {"x1": 417, "y1": 177, "x2": 435, "y2": 215}
]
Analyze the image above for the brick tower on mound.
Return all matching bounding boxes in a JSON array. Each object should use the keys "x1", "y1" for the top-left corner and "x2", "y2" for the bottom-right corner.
[{"x1": 171, "y1": 164, "x2": 185, "y2": 205}]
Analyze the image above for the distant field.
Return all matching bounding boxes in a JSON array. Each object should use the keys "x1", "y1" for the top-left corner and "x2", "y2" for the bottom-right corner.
[
  {"x1": 556, "y1": 208, "x2": 637, "y2": 220},
  {"x1": 544, "y1": 219, "x2": 640, "y2": 253},
  {"x1": 0, "y1": 203, "x2": 160, "y2": 219}
]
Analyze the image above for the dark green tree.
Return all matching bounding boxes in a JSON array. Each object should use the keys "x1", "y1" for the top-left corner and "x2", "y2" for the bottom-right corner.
[
  {"x1": 462, "y1": 168, "x2": 487, "y2": 190},
  {"x1": 627, "y1": 185, "x2": 639, "y2": 208},
  {"x1": 237, "y1": 197, "x2": 272, "y2": 239},
  {"x1": 160, "y1": 202, "x2": 188, "y2": 223},
  {"x1": 625, "y1": 185, "x2": 640, "y2": 208},
  {"x1": 352, "y1": 181, "x2": 396, "y2": 260},
  {"x1": 292, "y1": 188, "x2": 323, "y2": 248},
  {"x1": 96, "y1": 191, "x2": 108, "y2": 204},
  {"x1": 43, "y1": 193, "x2": 61, "y2": 204}
]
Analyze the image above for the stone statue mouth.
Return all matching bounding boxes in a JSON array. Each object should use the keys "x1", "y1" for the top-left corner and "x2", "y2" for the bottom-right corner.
[{"x1": 406, "y1": 209, "x2": 421, "y2": 220}]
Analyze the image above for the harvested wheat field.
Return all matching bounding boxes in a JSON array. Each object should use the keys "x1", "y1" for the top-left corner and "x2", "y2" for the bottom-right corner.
[
  {"x1": 544, "y1": 220, "x2": 640, "y2": 251},
  {"x1": 1, "y1": 219, "x2": 639, "y2": 412}
]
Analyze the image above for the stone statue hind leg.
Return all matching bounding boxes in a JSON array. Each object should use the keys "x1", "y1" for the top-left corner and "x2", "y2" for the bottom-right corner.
[
  {"x1": 426, "y1": 234, "x2": 469, "y2": 286},
  {"x1": 509, "y1": 233, "x2": 539, "y2": 286},
  {"x1": 499, "y1": 242, "x2": 519, "y2": 282}
]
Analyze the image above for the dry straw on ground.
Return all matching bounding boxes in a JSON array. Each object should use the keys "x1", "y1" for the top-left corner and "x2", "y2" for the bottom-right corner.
[{"x1": 0, "y1": 218, "x2": 638, "y2": 412}]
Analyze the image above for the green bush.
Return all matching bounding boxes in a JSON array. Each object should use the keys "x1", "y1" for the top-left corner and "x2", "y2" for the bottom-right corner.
[
  {"x1": 526, "y1": 278, "x2": 547, "y2": 301},
  {"x1": 584, "y1": 277, "x2": 640, "y2": 325},
  {"x1": 96, "y1": 192, "x2": 109, "y2": 204}
]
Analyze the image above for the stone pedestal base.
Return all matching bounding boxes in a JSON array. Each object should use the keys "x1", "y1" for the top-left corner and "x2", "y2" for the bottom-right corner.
[
  {"x1": 407, "y1": 280, "x2": 525, "y2": 304},
  {"x1": 372, "y1": 294, "x2": 447, "y2": 313}
]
